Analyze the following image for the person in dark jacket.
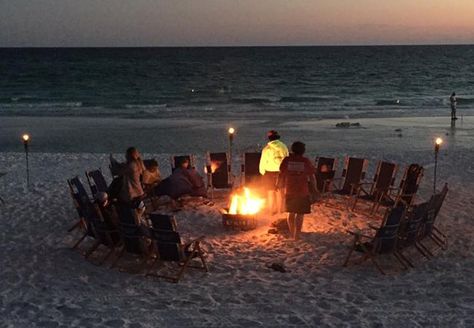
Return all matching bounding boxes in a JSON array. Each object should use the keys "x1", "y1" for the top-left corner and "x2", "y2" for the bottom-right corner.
[{"x1": 155, "y1": 157, "x2": 207, "y2": 199}]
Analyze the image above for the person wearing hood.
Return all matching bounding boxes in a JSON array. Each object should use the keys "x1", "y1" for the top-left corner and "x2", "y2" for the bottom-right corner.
[{"x1": 259, "y1": 130, "x2": 289, "y2": 214}]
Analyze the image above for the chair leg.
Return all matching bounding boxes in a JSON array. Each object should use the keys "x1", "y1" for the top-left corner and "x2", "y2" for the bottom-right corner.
[
  {"x1": 393, "y1": 252, "x2": 409, "y2": 270},
  {"x1": 369, "y1": 255, "x2": 386, "y2": 275},
  {"x1": 196, "y1": 244, "x2": 209, "y2": 272},
  {"x1": 342, "y1": 237, "x2": 358, "y2": 267},
  {"x1": 145, "y1": 257, "x2": 160, "y2": 276},
  {"x1": 84, "y1": 240, "x2": 101, "y2": 258},
  {"x1": 416, "y1": 241, "x2": 433, "y2": 258},
  {"x1": 68, "y1": 220, "x2": 82, "y2": 233},
  {"x1": 174, "y1": 254, "x2": 194, "y2": 283},
  {"x1": 99, "y1": 247, "x2": 115, "y2": 265},
  {"x1": 72, "y1": 232, "x2": 88, "y2": 249},
  {"x1": 397, "y1": 250, "x2": 414, "y2": 268},
  {"x1": 414, "y1": 243, "x2": 431, "y2": 259},
  {"x1": 110, "y1": 246, "x2": 125, "y2": 269},
  {"x1": 430, "y1": 232, "x2": 448, "y2": 250}
]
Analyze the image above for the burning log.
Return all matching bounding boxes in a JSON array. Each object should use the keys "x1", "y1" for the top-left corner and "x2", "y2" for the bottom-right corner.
[{"x1": 222, "y1": 187, "x2": 265, "y2": 230}]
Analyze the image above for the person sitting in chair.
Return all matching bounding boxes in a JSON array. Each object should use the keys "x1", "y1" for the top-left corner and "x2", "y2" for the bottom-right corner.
[{"x1": 155, "y1": 157, "x2": 207, "y2": 199}]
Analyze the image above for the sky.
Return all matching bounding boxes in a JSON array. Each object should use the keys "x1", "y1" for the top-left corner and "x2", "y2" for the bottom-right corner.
[{"x1": 1, "y1": 0, "x2": 474, "y2": 47}]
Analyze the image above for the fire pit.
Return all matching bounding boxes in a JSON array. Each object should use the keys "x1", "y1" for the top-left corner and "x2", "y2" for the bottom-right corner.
[{"x1": 222, "y1": 187, "x2": 265, "y2": 230}]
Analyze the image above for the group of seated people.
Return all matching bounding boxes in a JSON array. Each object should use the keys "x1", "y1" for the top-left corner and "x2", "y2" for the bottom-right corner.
[{"x1": 107, "y1": 147, "x2": 207, "y2": 210}]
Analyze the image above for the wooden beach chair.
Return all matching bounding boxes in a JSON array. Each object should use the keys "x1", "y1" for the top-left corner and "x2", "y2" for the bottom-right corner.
[
  {"x1": 383, "y1": 164, "x2": 424, "y2": 209},
  {"x1": 395, "y1": 201, "x2": 430, "y2": 266},
  {"x1": 343, "y1": 205, "x2": 407, "y2": 275},
  {"x1": 240, "y1": 152, "x2": 262, "y2": 186},
  {"x1": 110, "y1": 204, "x2": 152, "y2": 270},
  {"x1": 416, "y1": 184, "x2": 449, "y2": 256},
  {"x1": 171, "y1": 154, "x2": 196, "y2": 172},
  {"x1": 352, "y1": 161, "x2": 398, "y2": 213},
  {"x1": 81, "y1": 203, "x2": 121, "y2": 265},
  {"x1": 206, "y1": 152, "x2": 232, "y2": 199},
  {"x1": 329, "y1": 157, "x2": 368, "y2": 208},
  {"x1": 314, "y1": 157, "x2": 337, "y2": 194},
  {"x1": 85, "y1": 169, "x2": 108, "y2": 197},
  {"x1": 67, "y1": 176, "x2": 91, "y2": 233},
  {"x1": 145, "y1": 220, "x2": 208, "y2": 283}
]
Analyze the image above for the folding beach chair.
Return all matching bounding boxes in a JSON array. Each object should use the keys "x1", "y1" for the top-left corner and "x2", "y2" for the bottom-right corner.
[
  {"x1": 206, "y1": 152, "x2": 232, "y2": 198},
  {"x1": 110, "y1": 203, "x2": 152, "y2": 270},
  {"x1": 240, "y1": 152, "x2": 262, "y2": 186},
  {"x1": 314, "y1": 157, "x2": 337, "y2": 193},
  {"x1": 394, "y1": 201, "x2": 430, "y2": 266},
  {"x1": 385, "y1": 164, "x2": 424, "y2": 208},
  {"x1": 343, "y1": 205, "x2": 407, "y2": 275},
  {"x1": 330, "y1": 157, "x2": 369, "y2": 201},
  {"x1": 81, "y1": 203, "x2": 121, "y2": 265},
  {"x1": 416, "y1": 184, "x2": 449, "y2": 256},
  {"x1": 352, "y1": 161, "x2": 398, "y2": 213},
  {"x1": 85, "y1": 169, "x2": 108, "y2": 197},
  {"x1": 67, "y1": 176, "x2": 91, "y2": 233},
  {"x1": 171, "y1": 154, "x2": 196, "y2": 172},
  {"x1": 149, "y1": 212, "x2": 178, "y2": 231},
  {"x1": 145, "y1": 222, "x2": 208, "y2": 283}
]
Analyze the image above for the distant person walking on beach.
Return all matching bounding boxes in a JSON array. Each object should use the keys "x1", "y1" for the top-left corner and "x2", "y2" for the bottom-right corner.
[
  {"x1": 278, "y1": 141, "x2": 316, "y2": 240},
  {"x1": 259, "y1": 130, "x2": 289, "y2": 214},
  {"x1": 450, "y1": 92, "x2": 457, "y2": 120}
]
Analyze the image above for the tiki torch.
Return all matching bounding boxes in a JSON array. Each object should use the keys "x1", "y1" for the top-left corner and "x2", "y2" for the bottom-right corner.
[
  {"x1": 22, "y1": 134, "x2": 30, "y2": 188},
  {"x1": 228, "y1": 127, "x2": 235, "y2": 163},
  {"x1": 433, "y1": 137, "x2": 442, "y2": 195}
]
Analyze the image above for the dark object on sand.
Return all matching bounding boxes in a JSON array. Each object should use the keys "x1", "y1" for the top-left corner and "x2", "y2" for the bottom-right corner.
[
  {"x1": 269, "y1": 218, "x2": 289, "y2": 236},
  {"x1": 394, "y1": 128, "x2": 402, "y2": 132},
  {"x1": 267, "y1": 262, "x2": 287, "y2": 273},
  {"x1": 336, "y1": 122, "x2": 361, "y2": 128}
]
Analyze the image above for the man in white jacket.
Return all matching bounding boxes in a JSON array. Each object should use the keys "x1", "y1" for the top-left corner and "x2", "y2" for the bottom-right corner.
[{"x1": 259, "y1": 130, "x2": 289, "y2": 214}]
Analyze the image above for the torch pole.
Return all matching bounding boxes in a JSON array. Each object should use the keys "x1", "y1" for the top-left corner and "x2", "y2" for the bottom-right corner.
[
  {"x1": 228, "y1": 127, "x2": 235, "y2": 186},
  {"x1": 24, "y1": 141, "x2": 30, "y2": 189},
  {"x1": 433, "y1": 146, "x2": 438, "y2": 195}
]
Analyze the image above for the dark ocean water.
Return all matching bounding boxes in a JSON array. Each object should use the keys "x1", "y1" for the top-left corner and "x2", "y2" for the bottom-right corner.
[{"x1": 1, "y1": 46, "x2": 473, "y2": 120}]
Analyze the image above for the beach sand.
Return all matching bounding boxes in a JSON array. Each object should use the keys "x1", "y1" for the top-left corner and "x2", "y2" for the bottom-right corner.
[{"x1": 0, "y1": 116, "x2": 473, "y2": 327}]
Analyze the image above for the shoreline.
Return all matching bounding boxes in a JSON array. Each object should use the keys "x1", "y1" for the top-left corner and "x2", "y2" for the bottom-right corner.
[{"x1": 1, "y1": 115, "x2": 472, "y2": 154}]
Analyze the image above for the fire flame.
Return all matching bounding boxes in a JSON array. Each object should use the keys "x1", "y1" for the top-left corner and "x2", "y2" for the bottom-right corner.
[
  {"x1": 228, "y1": 187, "x2": 265, "y2": 215},
  {"x1": 210, "y1": 161, "x2": 221, "y2": 173}
]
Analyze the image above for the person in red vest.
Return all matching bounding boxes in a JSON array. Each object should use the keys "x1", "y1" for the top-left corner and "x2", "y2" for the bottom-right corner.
[{"x1": 278, "y1": 141, "x2": 316, "y2": 240}]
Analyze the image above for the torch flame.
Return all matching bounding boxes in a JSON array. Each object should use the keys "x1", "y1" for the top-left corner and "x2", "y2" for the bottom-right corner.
[{"x1": 228, "y1": 187, "x2": 265, "y2": 215}]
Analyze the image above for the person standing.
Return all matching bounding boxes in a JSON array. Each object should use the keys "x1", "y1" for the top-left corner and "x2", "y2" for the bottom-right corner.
[
  {"x1": 259, "y1": 130, "x2": 289, "y2": 214},
  {"x1": 110, "y1": 147, "x2": 146, "y2": 206},
  {"x1": 278, "y1": 141, "x2": 316, "y2": 240},
  {"x1": 450, "y1": 92, "x2": 457, "y2": 120}
]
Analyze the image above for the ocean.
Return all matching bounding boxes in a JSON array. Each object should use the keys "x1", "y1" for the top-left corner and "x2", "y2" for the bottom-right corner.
[{"x1": 1, "y1": 46, "x2": 473, "y2": 121}]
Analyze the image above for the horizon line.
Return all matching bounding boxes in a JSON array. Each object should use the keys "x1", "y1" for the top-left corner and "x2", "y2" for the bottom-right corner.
[{"x1": 1, "y1": 43, "x2": 474, "y2": 49}]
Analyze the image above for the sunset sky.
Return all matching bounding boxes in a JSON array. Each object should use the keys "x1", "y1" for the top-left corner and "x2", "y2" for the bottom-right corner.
[{"x1": 1, "y1": 0, "x2": 474, "y2": 46}]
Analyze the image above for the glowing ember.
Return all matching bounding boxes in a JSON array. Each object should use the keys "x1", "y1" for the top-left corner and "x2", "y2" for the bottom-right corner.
[{"x1": 228, "y1": 187, "x2": 265, "y2": 215}]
